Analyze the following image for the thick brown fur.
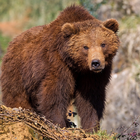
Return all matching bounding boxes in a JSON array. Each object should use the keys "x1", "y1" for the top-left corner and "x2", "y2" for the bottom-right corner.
[{"x1": 1, "y1": 5, "x2": 120, "y2": 132}]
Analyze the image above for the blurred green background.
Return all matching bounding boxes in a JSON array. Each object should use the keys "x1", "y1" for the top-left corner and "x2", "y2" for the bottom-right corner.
[
  {"x1": 0, "y1": 0, "x2": 106, "y2": 60},
  {"x1": 0, "y1": 0, "x2": 140, "y2": 64},
  {"x1": 0, "y1": 0, "x2": 140, "y2": 135}
]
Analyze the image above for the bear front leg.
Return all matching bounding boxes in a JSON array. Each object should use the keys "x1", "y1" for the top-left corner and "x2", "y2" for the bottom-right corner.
[
  {"x1": 75, "y1": 91, "x2": 102, "y2": 133},
  {"x1": 36, "y1": 70, "x2": 74, "y2": 128}
]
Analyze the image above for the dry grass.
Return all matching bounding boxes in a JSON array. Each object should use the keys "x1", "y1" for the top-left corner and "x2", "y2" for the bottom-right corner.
[{"x1": 0, "y1": 105, "x2": 116, "y2": 140}]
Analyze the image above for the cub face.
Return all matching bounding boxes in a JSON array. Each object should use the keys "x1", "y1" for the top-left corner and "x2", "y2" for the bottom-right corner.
[{"x1": 61, "y1": 19, "x2": 120, "y2": 72}]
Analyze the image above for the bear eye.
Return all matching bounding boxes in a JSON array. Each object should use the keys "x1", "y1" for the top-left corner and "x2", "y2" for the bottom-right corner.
[
  {"x1": 101, "y1": 43, "x2": 106, "y2": 48},
  {"x1": 83, "y1": 46, "x2": 89, "y2": 50}
]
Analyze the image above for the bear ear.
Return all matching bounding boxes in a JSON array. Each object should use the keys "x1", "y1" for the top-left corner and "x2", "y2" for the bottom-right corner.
[
  {"x1": 61, "y1": 23, "x2": 76, "y2": 38},
  {"x1": 103, "y1": 19, "x2": 119, "y2": 33}
]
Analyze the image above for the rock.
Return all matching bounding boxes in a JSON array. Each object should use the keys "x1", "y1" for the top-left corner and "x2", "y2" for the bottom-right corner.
[
  {"x1": 101, "y1": 68, "x2": 140, "y2": 133},
  {"x1": 129, "y1": 0, "x2": 140, "y2": 16}
]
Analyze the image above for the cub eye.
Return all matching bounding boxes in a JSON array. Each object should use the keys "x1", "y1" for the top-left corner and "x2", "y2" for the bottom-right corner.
[
  {"x1": 101, "y1": 44, "x2": 106, "y2": 48},
  {"x1": 83, "y1": 46, "x2": 89, "y2": 50}
]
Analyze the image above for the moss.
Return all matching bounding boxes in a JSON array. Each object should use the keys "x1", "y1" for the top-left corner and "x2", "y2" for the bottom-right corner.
[
  {"x1": 119, "y1": 15, "x2": 140, "y2": 30},
  {"x1": 94, "y1": 130, "x2": 117, "y2": 140},
  {"x1": 0, "y1": 32, "x2": 11, "y2": 63}
]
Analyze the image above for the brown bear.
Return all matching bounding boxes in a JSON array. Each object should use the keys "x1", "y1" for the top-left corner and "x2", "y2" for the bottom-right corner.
[{"x1": 1, "y1": 5, "x2": 120, "y2": 132}]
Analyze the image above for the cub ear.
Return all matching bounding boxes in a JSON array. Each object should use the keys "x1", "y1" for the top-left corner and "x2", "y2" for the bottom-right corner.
[
  {"x1": 61, "y1": 23, "x2": 76, "y2": 38},
  {"x1": 103, "y1": 19, "x2": 119, "y2": 33}
]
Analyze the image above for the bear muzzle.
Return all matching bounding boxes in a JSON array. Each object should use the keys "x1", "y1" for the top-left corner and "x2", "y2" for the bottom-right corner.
[
  {"x1": 90, "y1": 59, "x2": 105, "y2": 73},
  {"x1": 91, "y1": 59, "x2": 100, "y2": 68}
]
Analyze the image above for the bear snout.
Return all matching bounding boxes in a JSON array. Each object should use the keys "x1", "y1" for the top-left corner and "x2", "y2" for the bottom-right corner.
[
  {"x1": 91, "y1": 59, "x2": 100, "y2": 69},
  {"x1": 90, "y1": 59, "x2": 105, "y2": 72},
  {"x1": 88, "y1": 47, "x2": 105, "y2": 72}
]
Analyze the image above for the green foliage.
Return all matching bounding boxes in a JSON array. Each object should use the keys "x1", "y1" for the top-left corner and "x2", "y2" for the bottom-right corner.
[
  {"x1": 0, "y1": 34, "x2": 10, "y2": 63},
  {"x1": 120, "y1": 15, "x2": 140, "y2": 30},
  {"x1": 0, "y1": 32, "x2": 11, "y2": 59},
  {"x1": 0, "y1": 0, "x2": 78, "y2": 29},
  {"x1": 0, "y1": 0, "x2": 78, "y2": 59},
  {"x1": 79, "y1": 0, "x2": 106, "y2": 18},
  {"x1": 95, "y1": 130, "x2": 117, "y2": 140}
]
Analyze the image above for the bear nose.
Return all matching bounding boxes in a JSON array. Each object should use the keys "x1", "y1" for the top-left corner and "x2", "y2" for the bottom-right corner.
[{"x1": 91, "y1": 59, "x2": 100, "y2": 69}]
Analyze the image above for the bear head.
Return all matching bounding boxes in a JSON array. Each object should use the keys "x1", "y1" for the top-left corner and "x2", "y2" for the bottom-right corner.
[{"x1": 60, "y1": 19, "x2": 120, "y2": 73}]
